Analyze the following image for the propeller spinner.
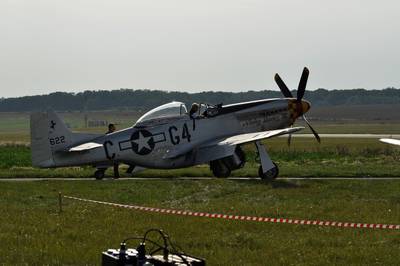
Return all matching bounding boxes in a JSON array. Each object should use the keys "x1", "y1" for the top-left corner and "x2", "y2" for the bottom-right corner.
[{"x1": 274, "y1": 67, "x2": 320, "y2": 143}]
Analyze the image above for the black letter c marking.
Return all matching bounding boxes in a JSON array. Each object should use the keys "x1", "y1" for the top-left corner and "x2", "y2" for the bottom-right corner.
[{"x1": 104, "y1": 140, "x2": 115, "y2": 160}]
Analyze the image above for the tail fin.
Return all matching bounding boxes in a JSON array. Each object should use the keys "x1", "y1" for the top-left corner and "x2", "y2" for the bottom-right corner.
[{"x1": 30, "y1": 111, "x2": 73, "y2": 167}]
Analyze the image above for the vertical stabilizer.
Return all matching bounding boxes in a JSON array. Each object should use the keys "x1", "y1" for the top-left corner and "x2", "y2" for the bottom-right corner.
[{"x1": 30, "y1": 111, "x2": 73, "y2": 167}]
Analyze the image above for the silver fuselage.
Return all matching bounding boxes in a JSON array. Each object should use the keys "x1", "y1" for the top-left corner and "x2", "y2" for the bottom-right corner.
[{"x1": 51, "y1": 98, "x2": 306, "y2": 169}]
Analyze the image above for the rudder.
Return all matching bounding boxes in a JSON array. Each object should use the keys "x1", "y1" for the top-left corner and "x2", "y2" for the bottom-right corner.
[{"x1": 30, "y1": 111, "x2": 73, "y2": 167}]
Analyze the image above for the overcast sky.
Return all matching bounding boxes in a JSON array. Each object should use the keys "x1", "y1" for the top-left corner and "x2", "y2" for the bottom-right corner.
[{"x1": 1, "y1": 0, "x2": 399, "y2": 98}]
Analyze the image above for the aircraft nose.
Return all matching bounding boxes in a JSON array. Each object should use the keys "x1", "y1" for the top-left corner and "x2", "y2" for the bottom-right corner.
[
  {"x1": 288, "y1": 99, "x2": 311, "y2": 122},
  {"x1": 301, "y1": 100, "x2": 311, "y2": 114}
]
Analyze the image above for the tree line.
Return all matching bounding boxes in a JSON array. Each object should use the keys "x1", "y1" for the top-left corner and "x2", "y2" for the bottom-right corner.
[{"x1": 1, "y1": 88, "x2": 399, "y2": 112}]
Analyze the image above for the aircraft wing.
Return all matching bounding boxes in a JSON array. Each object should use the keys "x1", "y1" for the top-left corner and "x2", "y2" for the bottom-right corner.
[
  {"x1": 217, "y1": 127, "x2": 304, "y2": 146},
  {"x1": 68, "y1": 142, "x2": 103, "y2": 152},
  {"x1": 380, "y1": 138, "x2": 400, "y2": 146},
  {"x1": 164, "y1": 127, "x2": 303, "y2": 159}
]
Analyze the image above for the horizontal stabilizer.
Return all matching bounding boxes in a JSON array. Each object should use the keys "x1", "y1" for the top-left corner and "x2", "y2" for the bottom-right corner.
[
  {"x1": 69, "y1": 142, "x2": 103, "y2": 152},
  {"x1": 380, "y1": 138, "x2": 400, "y2": 146}
]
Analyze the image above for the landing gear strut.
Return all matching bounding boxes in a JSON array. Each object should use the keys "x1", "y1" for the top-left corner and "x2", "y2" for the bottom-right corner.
[{"x1": 255, "y1": 141, "x2": 279, "y2": 180}]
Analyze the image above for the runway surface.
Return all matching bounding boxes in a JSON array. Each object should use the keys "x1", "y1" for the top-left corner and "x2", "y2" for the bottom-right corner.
[{"x1": 1, "y1": 177, "x2": 400, "y2": 181}]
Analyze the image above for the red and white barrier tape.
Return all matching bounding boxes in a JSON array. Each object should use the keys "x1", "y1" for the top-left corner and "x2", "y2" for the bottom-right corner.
[{"x1": 64, "y1": 195, "x2": 400, "y2": 230}]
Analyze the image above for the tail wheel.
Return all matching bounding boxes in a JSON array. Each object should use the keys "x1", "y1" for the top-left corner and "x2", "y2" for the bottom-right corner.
[
  {"x1": 210, "y1": 160, "x2": 231, "y2": 178},
  {"x1": 94, "y1": 169, "x2": 105, "y2": 180},
  {"x1": 258, "y1": 162, "x2": 279, "y2": 181}
]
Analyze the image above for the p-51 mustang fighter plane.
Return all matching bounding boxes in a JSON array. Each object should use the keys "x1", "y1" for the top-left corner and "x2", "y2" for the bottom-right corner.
[{"x1": 31, "y1": 67, "x2": 320, "y2": 180}]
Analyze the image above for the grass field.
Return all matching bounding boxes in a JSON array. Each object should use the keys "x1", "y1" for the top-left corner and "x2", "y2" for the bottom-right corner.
[
  {"x1": 1, "y1": 110, "x2": 400, "y2": 265},
  {"x1": 1, "y1": 179, "x2": 399, "y2": 265}
]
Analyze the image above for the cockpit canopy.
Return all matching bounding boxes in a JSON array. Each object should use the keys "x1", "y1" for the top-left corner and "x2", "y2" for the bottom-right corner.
[{"x1": 136, "y1": 101, "x2": 188, "y2": 124}]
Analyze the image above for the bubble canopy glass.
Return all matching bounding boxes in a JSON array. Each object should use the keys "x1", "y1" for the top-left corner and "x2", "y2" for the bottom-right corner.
[{"x1": 136, "y1": 101, "x2": 188, "y2": 123}]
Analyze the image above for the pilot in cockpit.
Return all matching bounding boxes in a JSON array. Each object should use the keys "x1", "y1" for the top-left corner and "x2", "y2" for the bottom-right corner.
[{"x1": 189, "y1": 103, "x2": 200, "y2": 118}]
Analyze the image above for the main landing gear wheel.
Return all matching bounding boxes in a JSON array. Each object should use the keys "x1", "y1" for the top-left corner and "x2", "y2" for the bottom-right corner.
[
  {"x1": 94, "y1": 169, "x2": 105, "y2": 180},
  {"x1": 258, "y1": 162, "x2": 279, "y2": 181},
  {"x1": 210, "y1": 160, "x2": 231, "y2": 178}
]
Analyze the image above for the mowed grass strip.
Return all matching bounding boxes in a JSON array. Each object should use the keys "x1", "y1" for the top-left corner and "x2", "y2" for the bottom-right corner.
[
  {"x1": 0, "y1": 145, "x2": 31, "y2": 168},
  {"x1": 0, "y1": 179, "x2": 399, "y2": 265}
]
